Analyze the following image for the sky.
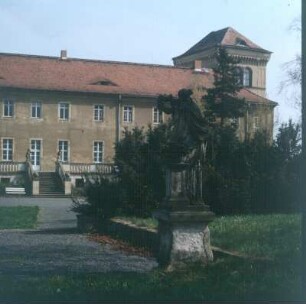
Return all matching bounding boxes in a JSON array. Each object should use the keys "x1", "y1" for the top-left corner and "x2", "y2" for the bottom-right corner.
[{"x1": 0, "y1": 0, "x2": 301, "y2": 125}]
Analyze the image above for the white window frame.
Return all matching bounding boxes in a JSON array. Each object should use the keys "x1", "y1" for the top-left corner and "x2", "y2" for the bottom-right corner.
[
  {"x1": 3, "y1": 99, "x2": 14, "y2": 117},
  {"x1": 2, "y1": 138, "x2": 13, "y2": 161},
  {"x1": 123, "y1": 105, "x2": 133, "y2": 123},
  {"x1": 58, "y1": 140, "x2": 70, "y2": 163},
  {"x1": 153, "y1": 107, "x2": 163, "y2": 124},
  {"x1": 31, "y1": 101, "x2": 42, "y2": 119},
  {"x1": 93, "y1": 141, "x2": 104, "y2": 163},
  {"x1": 93, "y1": 104, "x2": 105, "y2": 122},
  {"x1": 29, "y1": 138, "x2": 43, "y2": 167},
  {"x1": 58, "y1": 102, "x2": 70, "y2": 120}
]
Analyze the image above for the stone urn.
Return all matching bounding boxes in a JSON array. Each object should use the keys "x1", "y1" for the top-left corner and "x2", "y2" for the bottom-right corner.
[{"x1": 153, "y1": 162, "x2": 215, "y2": 269}]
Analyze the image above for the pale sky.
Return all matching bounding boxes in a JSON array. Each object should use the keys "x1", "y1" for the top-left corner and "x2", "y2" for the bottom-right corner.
[{"x1": 0, "y1": 0, "x2": 301, "y2": 125}]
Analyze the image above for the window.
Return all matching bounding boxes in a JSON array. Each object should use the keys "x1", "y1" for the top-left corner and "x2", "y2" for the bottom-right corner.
[
  {"x1": 58, "y1": 140, "x2": 69, "y2": 162},
  {"x1": 58, "y1": 102, "x2": 70, "y2": 120},
  {"x1": 243, "y1": 68, "x2": 252, "y2": 87},
  {"x1": 93, "y1": 141, "x2": 104, "y2": 163},
  {"x1": 253, "y1": 117, "x2": 260, "y2": 131},
  {"x1": 234, "y1": 67, "x2": 242, "y2": 86},
  {"x1": 3, "y1": 99, "x2": 14, "y2": 117},
  {"x1": 31, "y1": 102, "x2": 42, "y2": 118},
  {"x1": 234, "y1": 67, "x2": 252, "y2": 87},
  {"x1": 123, "y1": 106, "x2": 133, "y2": 123},
  {"x1": 236, "y1": 38, "x2": 247, "y2": 47},
  {"x1": 94, "y1": 104, "x2": 104, "y2": 121},
  {"x1": 153, "y1": 107, "x2": 163, "y2": 124},
  {"x1": 2, "y1": 138, "x2": 13, "y2": 161}
]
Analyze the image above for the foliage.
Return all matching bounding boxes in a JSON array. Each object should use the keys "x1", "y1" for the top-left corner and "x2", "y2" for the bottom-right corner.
[
  {"x1": 114, "y1": 47, "x2": 301, "y2": 216},
  {"x1": 114, "y1": 125, "x2": 167, "y2": 216},
  {"x1": 0, "y1": 183, "x2": 5, "y2": 195},
  {"x1": 72, "y1": 176, "x2": 123, "y2": 220},
  {"x1": 204, "y1": 123, "x2": 302, "y2": 214},
  {"x1": 0, "y1": 206, "x2": 39, "y2": 229},
  {"x1": 204, "y1": 47, "x2": 246, "y2": 126}
]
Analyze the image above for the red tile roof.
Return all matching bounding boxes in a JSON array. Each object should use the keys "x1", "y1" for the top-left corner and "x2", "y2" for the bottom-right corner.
[
  {"x1": 0, "y1": 52, "x2": 275, "y2": 105},
  {"x1": 174, "y1": 27, "x2": 271, "y2": 60},
  {"x1": 0, "y1": 53, "x2": 214, "y2": 97}
]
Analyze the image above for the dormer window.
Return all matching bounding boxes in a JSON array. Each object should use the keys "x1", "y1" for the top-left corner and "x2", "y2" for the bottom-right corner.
[
  {"x1": 236, "y1": 38, "x2": 247, "y2": 47},
  {"x1": 91, "y1": 79, "x2": 117, "y2": 86}
]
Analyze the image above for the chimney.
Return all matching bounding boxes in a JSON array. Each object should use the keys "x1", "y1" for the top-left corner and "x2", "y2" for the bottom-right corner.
[
  {"x1": 194, "y1": 60, "x2": 202, "y2": 71},
  {"x1": 60, "y1": 50, "x2": 67, "y2": 60}
]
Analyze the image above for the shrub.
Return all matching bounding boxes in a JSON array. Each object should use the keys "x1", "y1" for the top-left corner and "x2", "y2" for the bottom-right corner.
[{"x1": 72, "y1": 176, "x2": 123, "y2": 220}]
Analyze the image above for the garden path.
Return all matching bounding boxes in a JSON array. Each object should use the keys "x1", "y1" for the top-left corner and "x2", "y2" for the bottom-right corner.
[{"x1": 0, "y1": 197, "x2": 157, "y2": 275}]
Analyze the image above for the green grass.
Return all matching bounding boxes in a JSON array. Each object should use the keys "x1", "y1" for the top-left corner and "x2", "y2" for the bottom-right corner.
[
  {"x1": 114, "y1": 215, "x2": 158, "y2": 230},
  {"x1": 0, "y1": 256, "x2": 302, "y2": 301},
  {"x1": 210, "y1": 214, "x2": 301, "y2": 260},
  {"x1": 0, "y1": 213, "x2": 302, "y2": 301},
  {"x1": 0, "y1": 206, "x2": 39, "y2": 229},
  {"x1": 117, "y1": 213, "x2": 301, "y2": 260}
]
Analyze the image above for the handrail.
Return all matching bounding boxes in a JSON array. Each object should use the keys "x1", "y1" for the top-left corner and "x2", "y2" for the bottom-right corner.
[
  {"x1": 55, "y1": 161, "x2": 71, "y2": 182},
  {"x1": 0, "y1": 162, "x2": 25, "y2": 173},
  {"x1": 69, "y1": 163, "x2": 115, "y2": 174}
]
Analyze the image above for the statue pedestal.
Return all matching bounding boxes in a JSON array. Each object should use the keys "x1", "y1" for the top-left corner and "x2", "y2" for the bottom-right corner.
[
  {"x1": 154, "y1": 163, "x2": 215, "y2": 269},
  {"x1": 154, "y1": 208, "x2": 214, "y2": 269}
]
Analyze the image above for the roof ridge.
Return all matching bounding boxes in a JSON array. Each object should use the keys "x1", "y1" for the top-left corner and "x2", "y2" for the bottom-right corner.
[{"x1": 0, "y1": 52, "x2": 191, "y2": 70}]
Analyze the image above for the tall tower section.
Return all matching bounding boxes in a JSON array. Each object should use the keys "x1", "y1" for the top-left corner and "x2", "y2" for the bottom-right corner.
[{"x1": 173, "y1": 27, "x2": 271, "y2": 98}]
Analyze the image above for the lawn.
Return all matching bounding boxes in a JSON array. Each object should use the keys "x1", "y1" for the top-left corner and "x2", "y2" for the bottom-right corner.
[
  {"x1": 0, "y1": 206, "x2": 39, "y2": 229},
  {"x1": 0, "y1": 213, "x2": 302, "y2": 301}
]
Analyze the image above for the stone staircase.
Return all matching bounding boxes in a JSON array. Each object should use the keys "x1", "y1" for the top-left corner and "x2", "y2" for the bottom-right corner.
[{"x1": 38, "y1": 172, "x2": 67, "y2": 197}]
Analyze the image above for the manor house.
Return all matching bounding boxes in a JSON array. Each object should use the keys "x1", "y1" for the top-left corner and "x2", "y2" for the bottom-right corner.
[{"x1": 0, "y1": 27, "x2": 276, "y2": 195}]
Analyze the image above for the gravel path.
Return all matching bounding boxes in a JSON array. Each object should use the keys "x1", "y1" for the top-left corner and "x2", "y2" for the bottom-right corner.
[{"x1": 0, "y1": 197, "x2": 157, "y2": 274}]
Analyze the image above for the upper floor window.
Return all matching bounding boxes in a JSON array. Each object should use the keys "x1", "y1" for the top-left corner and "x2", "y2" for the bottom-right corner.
[
  {"x1": 94, "y1": 104, "x2": 104, "y2": 121},
  {"x1": 58, "y1": 140, "x2": 69, "y2": 162},
  {"x1": 2, "y1": 138, "x2": 13, "y2": 161},
  {"x1": 153, "y1": 107, "x2": 163, "y2": 124},
  {"x1": 123, "y1": 105, "x2": 133, "y2": 123},
  {"x1": 93, "y1": 141, "x2": 104, "y2": 163},
  {"x1": 243, "y1": 68, "x2": 252, "y2": 87},
  {"x1": 31, "y1": 102, "x2": 42, "y2": 119},
  {"x1": 253, "y1": 116, "x2": 260, "y2": 131},
  {"x1": 234, "y1": 67, "x2": 252, "y2": 87},
  {"x1": 58, "y1": 102, "x2": 70, "y2": 120},
  {"x1": 3, "y1": 99, "x2": 14, "y2": 117}
]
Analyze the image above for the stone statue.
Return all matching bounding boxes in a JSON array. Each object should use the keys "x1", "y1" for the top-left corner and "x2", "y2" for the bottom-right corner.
[
  {"x1": 26, "y1": 149, "x2": 31, "y2": 162},
  {"x1": 158, "y1": 89, "x2": 208, "y2": 202},
  {"x1": 158, "y1": 89, "x2": 207, "y2": 164},
  {"x1": 154, "y1": 89, "x2": 215, "y2": 269}
]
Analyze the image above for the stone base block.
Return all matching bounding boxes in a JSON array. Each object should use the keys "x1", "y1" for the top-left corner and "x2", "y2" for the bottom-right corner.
[{"x1": 154, "y1": 209, "x2": 214, "y2": 269}]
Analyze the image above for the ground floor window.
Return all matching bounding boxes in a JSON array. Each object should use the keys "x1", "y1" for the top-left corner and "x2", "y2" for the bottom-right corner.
[
  {"x1": 58, "y1": 140, "x2": 69, "y2": 162},
  {"x1": 153, "y1": 106, "x2": 163, "y2": 124},
  {"x1": 2, "y1": 138, "x2": 13, "y2": 161},
  {"x1": 93, "y1": 141, "x2": 104, "y2": 163}
]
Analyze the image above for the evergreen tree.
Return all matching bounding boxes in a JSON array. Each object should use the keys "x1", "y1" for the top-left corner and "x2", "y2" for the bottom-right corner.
[{"x1": 204, "y1": 47, "x2": 246, "y2": 126}]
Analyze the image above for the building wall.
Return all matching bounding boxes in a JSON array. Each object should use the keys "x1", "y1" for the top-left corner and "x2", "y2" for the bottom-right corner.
[
  {"x1": 174, "y1": 47, "x2": 270, "y2": 98},
  {"x1": 0, "y1": 89, "x2": 160, "y2": 171}
]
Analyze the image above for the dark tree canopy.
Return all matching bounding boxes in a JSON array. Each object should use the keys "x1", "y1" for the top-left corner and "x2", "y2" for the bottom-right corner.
[{"x1": 204, "y1": 47, "x2": 246, "y2": 125}]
